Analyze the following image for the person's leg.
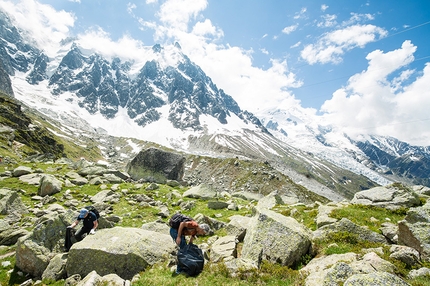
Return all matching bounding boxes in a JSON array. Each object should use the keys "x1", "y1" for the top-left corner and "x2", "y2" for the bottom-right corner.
[
  {"x1": 170, "y1": 228, "x2": 186, "y2": 248},
  {"x1": 170, "y1": 228, "x2": 187, "y2": 274},
  {"x1": 74, "y1": 227, "x2": 90, "y2": 241}
]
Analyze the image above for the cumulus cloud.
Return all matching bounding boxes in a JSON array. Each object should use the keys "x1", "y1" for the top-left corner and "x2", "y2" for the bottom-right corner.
[
  {"x1": 301, "y1": 24, "x2": 387, "y2": 64},
  {"x1": 321, "y1": 41, "x2": 430, "y2": 145},
  {"x1": 0, "y1": 0, "x2": 74, "y2": 56}
]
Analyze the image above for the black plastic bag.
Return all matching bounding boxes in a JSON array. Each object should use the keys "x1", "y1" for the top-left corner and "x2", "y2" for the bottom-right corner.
[
  {"x1": 177, "y1": 243, "x2": 205, "y2": 277},
  {"x1": 64, "y1": 227, "x2": 73, "y2": 252}
]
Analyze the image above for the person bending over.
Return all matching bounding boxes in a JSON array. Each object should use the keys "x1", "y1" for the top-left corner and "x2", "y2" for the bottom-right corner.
[{"x1": 68, "y1": 208, "x2": 98, "y2": 241}]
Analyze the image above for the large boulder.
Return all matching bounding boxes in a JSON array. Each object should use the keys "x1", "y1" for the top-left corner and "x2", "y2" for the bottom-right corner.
[
  {"x1": 38, "y1": 174, "x2": 63, "y2": 196},
  {"x1": 183, "y1": 184, "x2": 217, "y2": 200},
  {"x1": 398, "y1": 201, "x2": 430, "y2": 261},
  {"x1": 0, "y1": 188, "x2": 29, "y2": 215},
  {"x1": 66, "y1": 227, "x2": 176, "y2": 280},
  {"x1": 210, "y1": 235, "x2": 237, "y2": 262},
  {"x1": 15, "y1": 209, "x2": 77, "y2": 277},
  {"x1": 344, "y1": 271, "x2": 409, "y2": 285},
  {"x1": 125, "y1": 147, "x2": 185, "y2": 183},
  {"x1": 351, "y1": 185, "x2": 420, "y2": 210},
  {"x1": 0, "y1": 219, "x2": 29, "y2": 245},
  {"x1": 241, "y1": 208, "x2": 312, "y2": 267}
]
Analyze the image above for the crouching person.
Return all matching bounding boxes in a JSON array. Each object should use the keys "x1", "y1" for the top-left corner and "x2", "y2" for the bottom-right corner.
[
  {"x1": 169, "y1": 213, "x2": 210, "y2": 276},
  {"x1": 68, "y1": 208, "x2": 98, "y2": 241}
]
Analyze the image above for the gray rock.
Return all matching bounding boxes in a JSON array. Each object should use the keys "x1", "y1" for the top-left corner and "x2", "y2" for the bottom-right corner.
[
  {"x1": 316, "y1": 205, "x2": 338, "y2": 228},
  {"x1": 300, "y1": 252, "x2": 359, "y2": 286},
  {"x1": 210, "y1": 236, "x2": 237, "y2": 262},
  {"x1": 141, "y1": 221, "x2": 170, "y2": 235},
  {"x1": 0, "y1": 219, "x2": 29, "y2": 245},
  {"x1": 349, "y1": 252, "x2": 396, "y2": 274},
  {"x1": 76, "y1": 270, "x2": 102, "y2": 286},
  {"x1": 19, "y1": 173, "x2": 43, "y2": 185},
  {"x1": 66, "y1": 172, "x2": 89, "y2": 186},
  {"x1": 351, "y1": 185, "x2": 420, "y2": 210},
  {"x1": 38, "y1": 174, "x2": 62, "y2": 196},
  {"x1": 42, "y1": 253, "x2": 68, "y2": 281},
  {"x1": 256, "y1": 191, "x2": 284, "y2": 210},
  {"x1": 398, "y1": 201, "x2": 430, "y2": 261},
  {"x1": 408, "y1": 267, "x2": 430, "y2": 279},
  {"x1": 344, "y1": 271, "x2": 409, "y2": 285},
  {"x1": 323, "y1": 262, "x2": 354, "y2": 285},
  {"x1": 100, "y1": 273, "x2": 129, "y2": 286},
  {"x1": 241, "y1": 208, "x2": 312, "y2": 267},
  {"x1": 125, "y1": 147, "x2": 185, "y2": 183},
  {"x1": 390, "y1": 245, "x2": 420, "y2": 266},
  {"x1": 91, "y1": 190, "x2": 121, "y2": 204},
  {"x1": 379, "y1": 222, "x2": 398, "y2": 244},
  {"x1": 15, "y1": 210, "x2": 77, "y2": 277},
  {"x1": 77, "y1": 166, "x2": 107, "y2": 176},
  {"x1": 225, "y1": 215, "x2": 251, "y2": 242},
  {"x1": 66, "y1": 227, "x2": 176, "y2": 280},
  {"x1": 223, "y1": 257, "x2": 258, "y2": 278},
  {"x1": 103, "y1": 173, "x2": 123, "y2": 183},
  {"x1": 12, "y1": 166, "x2": 33, "y2": 177},
  {"x1": 207, "y1": 201, "x2": 229, "y2": 210},
  {"x1": 412, "y1": 185, "x2": 430, "y2": 196},
  {"x1": 0, "y1": 188, "x2": 29, "y2": 215},
  {"x1": 232, "y1": 191, "x2": 264, "y2": 201},
  {"x1": 183, "y1": 184, "x2": 217, "y2": 200}
]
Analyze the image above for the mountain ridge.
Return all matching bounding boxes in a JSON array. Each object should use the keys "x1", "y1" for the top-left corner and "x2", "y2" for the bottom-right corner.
[{"x1": 0, "y1": 9, "x2": 429, "y2": 199}]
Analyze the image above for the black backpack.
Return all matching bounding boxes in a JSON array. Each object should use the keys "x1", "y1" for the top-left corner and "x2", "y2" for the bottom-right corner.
[
  {"x1": 169, "y1": 213, "x2": 192, "y2": 229},
  {"x1": 85, "y1": 205, "x2": 100, "y2": 219}
]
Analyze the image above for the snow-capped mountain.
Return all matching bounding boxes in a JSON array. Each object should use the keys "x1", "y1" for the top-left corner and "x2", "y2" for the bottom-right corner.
[
  {"x1": 259, "y1": 107, "x2": 430, "y2": 188},
  {"x1": 0, "y1": 9, "x2": 429, "y2": 199}
]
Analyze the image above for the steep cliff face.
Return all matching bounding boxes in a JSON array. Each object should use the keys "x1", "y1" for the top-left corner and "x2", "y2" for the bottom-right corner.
[
  {"x1": 0, "y1": 59, "x2": 14, "y2": 96},
  {"x1": 0, "y1": 93, "x2": 65, "y2": 158}
]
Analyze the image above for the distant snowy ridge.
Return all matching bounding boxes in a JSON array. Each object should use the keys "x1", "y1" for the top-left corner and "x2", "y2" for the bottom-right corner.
[{"x1": 1, "y1": 8, "x2": 430, "y2": 196}]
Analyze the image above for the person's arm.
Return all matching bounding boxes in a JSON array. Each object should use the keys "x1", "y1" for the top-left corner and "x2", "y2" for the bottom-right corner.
[
  {"x1": 176, "y1": 221, "x2": 186, "y2": 245},
  {"x1": 68, "y1": 220, "x2": 79, "y2": 228},
  {"x1": 89, "y1": 217, "x2": 99, "y2": 234}
]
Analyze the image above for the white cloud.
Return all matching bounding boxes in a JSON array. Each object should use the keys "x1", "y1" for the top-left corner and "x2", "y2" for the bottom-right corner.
[
  {"x1": 317, "y1": 14, "x2": 337, "y2": 28},
  {"x1": 76, "y1": 28, "x2": 147, "y2": 64},
  {"x1": 290, "y1": 41, "x2": 301, "y2": 48},
  {"x1": 301, "y1": 24, "x2": 387, "y2": 64},
  {"x1": 282, "y1": 24, "x2": 298, "y2": 35},
  {"x1": 157, "y1": 0, "x2": 207, "y2": 33},
  {"x1": 192, "y1": 19, "x2": 223, "y2": 39},
  {"x1": 294, "y1": 7, "x2": 307, "y2": 20},
  {"x1": 342, "y1": 13, "x2": 374, "y2": 26},
  {"x1": 127, "y1": 3, "x2": 136, "y2": 14},
  {"x1": 321, "y1": 4, "x2": 329, "y2": 12},
  {"x1": 321, "y1": 41, "x2": 430, "y2": 145},
  {"x1": 0, "y1": 0, "x2": 75, "y2": 56}
]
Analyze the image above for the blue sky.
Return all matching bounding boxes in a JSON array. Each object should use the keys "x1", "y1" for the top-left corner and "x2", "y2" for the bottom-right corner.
[{"x1": 1, "y1": 0, "x2": 430, "y2": 145}]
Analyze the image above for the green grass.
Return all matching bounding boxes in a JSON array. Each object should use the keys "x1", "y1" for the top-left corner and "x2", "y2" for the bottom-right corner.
[
  {"x1": 330, "y1": 204, "x2": 407, "y2": 233},
  {"x1": 129, "y1": 261, "x2": 304, "y2": 286},
  {"x1": 1, "y1": 161, "x2": 429, "y2": 285}
]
